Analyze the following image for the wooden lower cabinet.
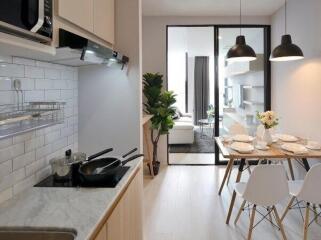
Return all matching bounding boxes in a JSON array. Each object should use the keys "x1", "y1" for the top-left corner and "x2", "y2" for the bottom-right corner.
[{"x1": 94, "y1": 165, "x2": 143, "y2": 240}]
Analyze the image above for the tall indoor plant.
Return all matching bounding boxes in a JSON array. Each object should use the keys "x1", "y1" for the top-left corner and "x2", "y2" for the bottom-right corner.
[{"x1": 143, "y1": 73, "x2": 176, "y2": 175}]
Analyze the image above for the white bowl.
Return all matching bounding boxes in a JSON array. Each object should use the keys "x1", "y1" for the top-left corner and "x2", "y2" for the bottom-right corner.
[
  {"x1": 281, "y1": 143, "x2": 308, "y2": 154},
  {"x1": 232, "y1": 134, "x2": 254, "y2": 142},
  {"x1": 230, "y1": 142, "x2": 254, "y2": 153},
  {"x1": 275, "y1": 134, "x2": 298, "y2": 142}
]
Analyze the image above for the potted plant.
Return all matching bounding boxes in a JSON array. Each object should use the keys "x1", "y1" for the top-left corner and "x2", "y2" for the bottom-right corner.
[
  {"x1": 256, "y1": 111, "x2": 279, "y2": 145},
  {"x1": 143, "y1": 73, "x2": 176, "y2": 175}
]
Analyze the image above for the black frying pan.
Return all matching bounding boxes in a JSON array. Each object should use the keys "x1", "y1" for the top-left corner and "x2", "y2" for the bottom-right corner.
[{"x1": 78, "y1": 148, "x2": 144, "y2": 184}]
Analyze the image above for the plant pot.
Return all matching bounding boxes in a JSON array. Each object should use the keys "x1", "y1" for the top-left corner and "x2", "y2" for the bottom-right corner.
[{"x1": 148, "y1": 161, "x2": 160, "y2": 176}]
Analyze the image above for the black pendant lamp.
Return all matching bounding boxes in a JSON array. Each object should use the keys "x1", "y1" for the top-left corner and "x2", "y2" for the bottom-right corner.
[
  {"x1": 226, "y1": 0, "x2": 256, "y2": 62},
  {"x1": 270, "y1": 0, "x2": 304, "y2": 61}
]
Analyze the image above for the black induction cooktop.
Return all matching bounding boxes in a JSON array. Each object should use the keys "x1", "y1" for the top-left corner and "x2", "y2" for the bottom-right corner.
[{"x1": 34, "y1": 166, "x2": 130, "y2": 188}]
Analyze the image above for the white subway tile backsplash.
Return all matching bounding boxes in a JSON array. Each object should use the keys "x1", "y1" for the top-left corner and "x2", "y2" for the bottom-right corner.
[
  {"x1": 0, "y1": 143, "x2": 24, "y2": 164},
  {"x1": 61, "y1": 89, "x2": 73, "y2": 100},
  {"x1": 0, "y1": 57, "x2": 78, "y2": 202},
  {"x1": 0, "y1": 160, "x2": 12, "y2": 179},
  {"x1": 25, "y1": 158, "x2": 46, "y2": 177},
  {"x1": 45, "y1": 90, "x2": 61, "y2": 101},
  {"x1": 25, "y1": 66, "x2": 44, "y2": 78},
  {"x1": 0, "y1": 77, "x2": 12, "y2": 90},
  {"x1": 45, "y1": 68, "x2": 61, "y2": 80},
  {"x1": 52, "y1": 137, "x2": 68, "y2": 152},
  {"x1": 24, "y1": 90, "x2": 45, "y2": 102},
  {"x1": 12, "y1": 168, "x2": 26, "y2": 183},
  {"x1": 18, "y1": 78, "x2": 35, "y2": 90},
  {"x1": 36, "y1": 166, "x2": 51, "y2": 182},
  {"x1": 35, "y1": 79, "x2": 54, "y2": 89},
  {"x1": 13, "y1": 57, "x2": 35, "y2": 66},
  {"x1": 0, "y1": 63, "x2": 24, "y2": 77},
  {"x1": 45, "y1": 130, "x2": 61, "y2": 145},
  {"x1": 0, "y1": 137, "x2": 13, "y2": 149},
  {"x1": 0, "y1": 55, "x2": 12, "y2": 63},
  {"x1": 12, "y1": 151, "x2": 36, "y2": 171},
  {"x1": 36, "y1": 144, "x2": 52, "y2": 160},
  {"x1": 0, "y1": 91, "x2": 15, "y2": 105},
  {"x1": 13, "y1": 132, "x2": 35, "y2": 144},
  {"x1": 25, "y1": 136, "x2": 45, "y2": 152},
  {"x1": 62, "y1": 70, "x2": 74, "y2": 80}
]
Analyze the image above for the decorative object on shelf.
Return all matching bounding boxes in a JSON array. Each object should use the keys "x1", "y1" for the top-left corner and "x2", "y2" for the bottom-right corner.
[
  {"x1": 226, "y1": 0, "x2": 256, "y2": 62},
  {"x1": 256, "y1": 111, "x2": 279, "y2": 145},
  {"x1": 143, "y1": 73, "x2": 176, "y2": 175},
  {"x1": 270, "y1": 0, "x2": 304, "y2": 61}
]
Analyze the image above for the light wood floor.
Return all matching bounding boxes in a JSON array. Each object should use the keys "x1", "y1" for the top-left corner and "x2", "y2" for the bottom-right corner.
[
  {"x1": 169, "y1": 153, "x2": 214, "y2": 165},
  {"x1": 143, "y1": 165, "x2": 321, "y2": 240}
]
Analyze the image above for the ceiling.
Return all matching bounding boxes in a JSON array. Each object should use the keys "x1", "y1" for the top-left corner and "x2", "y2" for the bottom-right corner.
[{"x1": 142, "y1": 0, "x2": 284, "y2": 17}]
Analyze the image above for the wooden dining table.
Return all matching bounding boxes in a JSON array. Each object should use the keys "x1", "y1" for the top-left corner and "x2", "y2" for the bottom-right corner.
[{"x1": 215, "y1": 137, "x2": 321, "y2": 225}]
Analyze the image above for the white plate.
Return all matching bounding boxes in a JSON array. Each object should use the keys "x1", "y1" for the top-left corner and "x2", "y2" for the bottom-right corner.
[
  {"x1": 230, "y1": 142, "x2": 254, "y2": 153},
  {"x1": 255, "y1": 145, "x2": 270, "y2": 151},
  {"x1": 275, "y1": 134, "x2": 298, "y2": 142},
  {"x1": 281, "y1": 143, "x2": 308, "y2": 154},
  {"x1": 232, "y1": 134, "x2": 254, "y2": 142},
  {"x1": 306, "y1": 145, "x2": 321, "y2": 150}
]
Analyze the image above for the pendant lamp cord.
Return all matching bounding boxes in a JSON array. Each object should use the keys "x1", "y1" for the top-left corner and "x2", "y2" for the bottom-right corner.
[
  {"x1": 285, "y1": 0, "x2": 287, "y2": 34},
  {"x1": 239, "y1": 0, "x2": 242, "y2": 35}
]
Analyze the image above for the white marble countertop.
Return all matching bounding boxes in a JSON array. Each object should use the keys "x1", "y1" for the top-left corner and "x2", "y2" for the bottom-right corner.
[{"x1": 0, "y1": 157, "x2": 143, "y2": 240}]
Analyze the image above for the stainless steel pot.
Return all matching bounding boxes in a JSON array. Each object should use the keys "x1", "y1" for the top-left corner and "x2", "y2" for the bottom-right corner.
[{"x1": 49, "y1": 148, "x2": 113, "y2": 181}]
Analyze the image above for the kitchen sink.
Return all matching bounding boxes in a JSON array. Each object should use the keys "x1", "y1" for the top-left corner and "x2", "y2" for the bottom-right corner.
[{"x1": 0, "y1": 227, "x2": 77, "y2": 240}]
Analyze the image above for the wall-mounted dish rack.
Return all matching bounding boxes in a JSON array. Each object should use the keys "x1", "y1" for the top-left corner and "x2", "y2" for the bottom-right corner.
[{"x1": 0, "y1": 101, "x2": 65, "y2": 140}]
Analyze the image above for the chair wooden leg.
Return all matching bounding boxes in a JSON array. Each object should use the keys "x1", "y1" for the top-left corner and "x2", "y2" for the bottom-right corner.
[
  {"x1": 273, "y1": 206, "x2": 287, "y2": 240},
  {"x1": 234, "y1": 200, "x2": 247, "y2": 225},
  {"x1": 281, "y1": 196, "x2": 296, "y2": 221},
  {"x1": 248, "y1": 204, "x2": 256, "y2": 240},
  {"x1": 287, "y1": 158, "x2": 295, "y2": 180},
  {"x1": 304, "y1": 203, "x2": 310, "y2": 240},
  {"x1": 313, "y1": 204, "x2": 318, "y2": 224},
  {"x1": 218, "y1": 158, "x2": 234, "y2": 195}
]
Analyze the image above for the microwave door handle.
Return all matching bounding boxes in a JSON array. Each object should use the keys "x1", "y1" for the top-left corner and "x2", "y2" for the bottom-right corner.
[{"x1": 30, "y1": 0, "x2": 45, "y2": 33}]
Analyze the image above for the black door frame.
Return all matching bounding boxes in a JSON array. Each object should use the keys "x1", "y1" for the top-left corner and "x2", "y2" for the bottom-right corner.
[{"x1": 166, "y1": 25, "x2": 271, "y2": 166}]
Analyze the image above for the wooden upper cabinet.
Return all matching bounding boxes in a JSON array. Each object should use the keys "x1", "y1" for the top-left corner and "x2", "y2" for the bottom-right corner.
[
  {"x1": 93, "y1": 0, "x2": 115, "y2": 44},
  {"x1": 57, "y1": 0, "x2": 94, "y2": 32}
]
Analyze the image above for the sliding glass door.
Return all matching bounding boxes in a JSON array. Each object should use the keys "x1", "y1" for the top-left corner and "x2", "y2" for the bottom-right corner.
[
  {"x1": 166, "y1": 25, "x2": 271, "y2": 165},
  {"x1": 214, "y1": 26, "x2": 271, "y2": 164}
]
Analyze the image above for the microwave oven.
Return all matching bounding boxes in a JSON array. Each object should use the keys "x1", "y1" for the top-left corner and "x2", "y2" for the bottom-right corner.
[{"x1": 0, "y1": 0, "x2": 53, "y2": 43}]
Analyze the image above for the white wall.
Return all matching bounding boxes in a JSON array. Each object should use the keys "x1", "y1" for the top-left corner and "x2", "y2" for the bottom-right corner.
[
  {"x1": 142, "y1": 16, "x2": 270, "y2": 163},
  {"x1": 79, "y1": 0, "x2": 142, "y2": 156},
  {"x1": 271, "y1": 0, "x2": 321, "y2": 176},
  {"x1": 0, "y1": 57, "x2": 78, "y2": 204}
]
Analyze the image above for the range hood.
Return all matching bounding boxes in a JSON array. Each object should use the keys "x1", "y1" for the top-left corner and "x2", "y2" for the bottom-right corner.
[{"x1": 51, "y1": 29, "x2": 129, "y2": 67}]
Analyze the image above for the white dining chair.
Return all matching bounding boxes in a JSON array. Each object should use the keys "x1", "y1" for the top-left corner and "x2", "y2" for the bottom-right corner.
[
  {"x1": 234, "y1": 165, "x2": 289, "y2": 240},
  {"x1": 281, "y1": 163, "x2": 321, "y2": 240}
]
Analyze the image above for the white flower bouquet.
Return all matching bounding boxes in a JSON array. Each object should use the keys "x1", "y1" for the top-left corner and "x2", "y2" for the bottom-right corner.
[{"x1": 256, "y1": 111, "x2": 279, "y2": 129}]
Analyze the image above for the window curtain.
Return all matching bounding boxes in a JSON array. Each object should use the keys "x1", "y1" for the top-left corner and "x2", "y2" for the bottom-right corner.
[{"x1": 194, "y1": 56, "x2": 209, "y2": 125}]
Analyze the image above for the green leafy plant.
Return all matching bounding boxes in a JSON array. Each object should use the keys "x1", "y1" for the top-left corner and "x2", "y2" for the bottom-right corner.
[{"x1": 143, "y1": 73, "x2": 176, "y2": 170}]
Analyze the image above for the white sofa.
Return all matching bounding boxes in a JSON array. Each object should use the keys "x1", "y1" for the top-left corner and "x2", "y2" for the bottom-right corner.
[{"x1": 169, "y1": 115, "x2": 194, "y2": 144}]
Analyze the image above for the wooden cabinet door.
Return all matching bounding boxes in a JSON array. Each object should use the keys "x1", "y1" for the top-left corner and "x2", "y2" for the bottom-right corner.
[
  {"x1": 57, "y1": 0, "x2": 94, "y2": 32},
  {"x1": 122, "y1": 166, "x2": 144, "y2": 240},
  {"x1": 93, "y1": 0, "x2": 115, "y2": 44},
  {"x1": 106, "y1": 166, "x2": 143, "y2": 240}
]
